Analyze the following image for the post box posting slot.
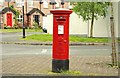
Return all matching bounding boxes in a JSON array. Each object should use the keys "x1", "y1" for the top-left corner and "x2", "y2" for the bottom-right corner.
[{"x1": 57, "y1": 19, "x2": 66, "y2": 21}]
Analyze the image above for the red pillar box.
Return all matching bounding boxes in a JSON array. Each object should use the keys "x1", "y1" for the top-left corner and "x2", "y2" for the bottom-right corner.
[{"x1": 50, "y1": 9, "x2": 72, "y2": 73}]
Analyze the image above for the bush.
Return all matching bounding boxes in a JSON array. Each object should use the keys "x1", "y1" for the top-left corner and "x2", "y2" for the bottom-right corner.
[
  {"x1": 29, "y1": 26, "x2": 34, "y2": 29},
  {"x1": 4, "y1": 26, "x2": 7, "y2": 29},
  {"x1": 33, "y1": 21, "x2": 39, "y2": 30},
  {"x1": 4, "y1": 24, "x2": 7, "y2": 29},
  {"x1": 4, "y1": 26, "x2": 12, "y2": 29},
  {"x1": 7, "y1": 26, "x2": 12, "y2": 29},
  {"x1": 39, "y1": 25, "x2": 42, "y2": 29},
  {"x1": 13, "y1": 24, "x2": 18, "y2": 29}
]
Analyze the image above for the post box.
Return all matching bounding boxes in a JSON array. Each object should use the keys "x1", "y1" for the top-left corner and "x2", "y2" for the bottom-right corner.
[{"x1": 50, "y1": 9, "x2": 72, "y2": 73}]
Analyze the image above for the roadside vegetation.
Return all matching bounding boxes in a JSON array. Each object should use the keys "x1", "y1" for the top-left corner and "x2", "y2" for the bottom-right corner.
[
  {"x1": 48, "y1": 70, "x2": 81, "y2": 76},
  {"x1": 0, "y1": 29, "x2": 42, "y2": 33},
  {"x1": 118, "y1": 39, "x2": 120, "y2": 42},
  {"x1": 1, "y1": 29, "x2": 119, "y2": 43},
  {"x1": 22, "y1": 34, "x2": 109, "y2": 43},
  {"x1": 48, "y1": 70, "x2": 107, "y2": 76}
]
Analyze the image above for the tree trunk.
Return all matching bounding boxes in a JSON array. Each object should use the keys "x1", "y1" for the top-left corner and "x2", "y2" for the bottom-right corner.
[
  {"x1": 110, "y1": 3, "x2": 117, "y2": 66},
  {"x1": 90, "y1": 12, "x2": 94, "y2": 38},
  {"x1": 90, "y1": 2, "x2": 94, "y2": 38}
]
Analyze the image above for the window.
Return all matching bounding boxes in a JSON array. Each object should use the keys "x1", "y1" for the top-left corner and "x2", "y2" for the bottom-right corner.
[
  {"x1": 15, "y1": 0, "x2": 23, "y2": 7},
  {"x1": 43, "y1": 1, "x2": 48, "y2": 8},
  {"x1": 28, "y1": 0, "x2": 33, "y2": 7},
  {"x1": 17, "y1": 15, "x2": 23, "y2": 22}
]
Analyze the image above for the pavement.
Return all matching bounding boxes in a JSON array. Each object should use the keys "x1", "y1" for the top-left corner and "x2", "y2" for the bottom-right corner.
[
  {"x1": 2, "y1": 55, "x2": 118, "y2": 76},
  {"x1": 0, "y1": 32, "x2": 119, "y2": 76}
]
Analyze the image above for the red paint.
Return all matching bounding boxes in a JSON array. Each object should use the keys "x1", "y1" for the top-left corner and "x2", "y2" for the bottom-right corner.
[
  {"x1": 50, "y1": 9, "x2": 72, "y2": 60},
  {"x1": 7, "y1": 13, "x2": 12, "y2": 26}
]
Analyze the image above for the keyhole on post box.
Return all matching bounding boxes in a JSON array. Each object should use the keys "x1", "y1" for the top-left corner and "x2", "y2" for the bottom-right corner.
[
  {"x1": 58, "y1": 37, "x2": 66, "y2": 43},
  {"x1": 60, "y1": 16, "x2": 63, "y2": 19}
]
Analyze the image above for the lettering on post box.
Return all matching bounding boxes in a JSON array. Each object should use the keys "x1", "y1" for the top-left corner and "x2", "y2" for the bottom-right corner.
[{"x1": 58, "y1": 25, "x2": 64, "y2": 34}]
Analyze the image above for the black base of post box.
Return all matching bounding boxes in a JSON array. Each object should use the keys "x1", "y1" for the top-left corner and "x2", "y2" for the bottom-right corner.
[{"x1": 52, "y1": 59, "x2": 69, "y2": 73}]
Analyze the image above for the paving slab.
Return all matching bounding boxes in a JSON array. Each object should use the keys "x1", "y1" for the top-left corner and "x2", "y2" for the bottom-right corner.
[{"x1": 2, "y1": 55, "x2": 118, "y2": 76}]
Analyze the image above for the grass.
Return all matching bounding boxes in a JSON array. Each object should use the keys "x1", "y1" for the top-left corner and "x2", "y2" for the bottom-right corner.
[
  {"x1": 22, "y1": 34, "x2": 52, "y2": 42},
  {"x1": 0, "y1": 29, "x2": 42, "y2": 33},
  {"x1": 47, "y1": 70, "x2": 104, "y2": 76},
  {"x1": 48, "y1": 70, "x2": 81, "y2": 76},
  {"x1": 22, "y1": 34, "x2": 109, "y2": 42},
  {"x1": 0, "y1": 29, "x2": 22, "y2": 33},
  {"x1": 70, "y1": 36, "x2": 108, "y2": 42},
  {"x1": 26, "y1": 29, "x2": 43, "y2": 32},
  {"x1": 118, "y1": 39, "x2": 120, "y2": 42}
]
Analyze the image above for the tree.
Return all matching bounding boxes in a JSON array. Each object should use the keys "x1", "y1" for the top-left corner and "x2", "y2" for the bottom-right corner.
[{"x1": 73, "y1": 2, "x2": 110, "y2": 37}]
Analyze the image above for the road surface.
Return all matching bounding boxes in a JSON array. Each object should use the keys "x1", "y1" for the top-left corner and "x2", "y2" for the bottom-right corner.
[{"x1": 2, "y1": 44, "x2": 112, "y2": 57}]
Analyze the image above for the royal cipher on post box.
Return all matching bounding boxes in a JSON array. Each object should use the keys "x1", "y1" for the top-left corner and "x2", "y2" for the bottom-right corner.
[{"x1": 50, "y1": 9, "x2": 72, "y2": 73}]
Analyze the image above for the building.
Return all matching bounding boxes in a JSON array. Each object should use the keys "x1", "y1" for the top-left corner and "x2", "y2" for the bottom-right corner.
[
  {"x1": 0, "y1": 7, "x2": 16, "y2": 28},
  {"x1": 0, "y1": 0, "x2": 70, "y2": 29}
]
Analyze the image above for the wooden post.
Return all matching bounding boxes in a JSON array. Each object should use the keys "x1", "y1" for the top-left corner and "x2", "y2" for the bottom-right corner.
[{"x1": 110, "y1": 3, "x2": 118, "y2": 66}]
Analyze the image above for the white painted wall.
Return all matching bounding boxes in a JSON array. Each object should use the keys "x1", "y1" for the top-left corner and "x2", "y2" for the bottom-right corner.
[
  {"x1": 43, "y1": 12, "x2": 88, "y2": 35},
  {"x1": 92, "y1": 16, "x2": 110, "y2": 37},
  {"x1": 69, "y1": 12, "x2": 88, "y2": 35},
  {"x1": 43, "y1": 14, "x2": 53, "y2": 34}
]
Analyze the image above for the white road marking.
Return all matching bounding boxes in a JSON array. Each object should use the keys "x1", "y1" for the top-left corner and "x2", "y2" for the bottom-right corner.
[{"x1": 41, "y1": 49, "x2": 47, "y2": 54}]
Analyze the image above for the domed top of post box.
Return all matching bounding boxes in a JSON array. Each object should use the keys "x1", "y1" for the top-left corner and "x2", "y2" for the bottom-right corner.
[{"x1": 50, "y1": 8, "x2": 72, "y2": 14}]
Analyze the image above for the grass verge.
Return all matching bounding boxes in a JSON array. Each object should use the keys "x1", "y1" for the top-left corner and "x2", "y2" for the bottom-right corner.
[
  {"x1": 0, "y1": 29, "x2": 22, "y2": 33},
  {"x1": 47, "y1": 70, "x2": 103, "y2": 76},
  {"x1": 0, "y1": 29, "x2": 42, "y2": 33},
  {"x1": 48, "y1": 70, "x2": 81, "y2": 76},
  {"x1": 22, "y1": 34, "x2": 109, "y2": 42}
]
